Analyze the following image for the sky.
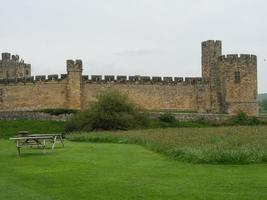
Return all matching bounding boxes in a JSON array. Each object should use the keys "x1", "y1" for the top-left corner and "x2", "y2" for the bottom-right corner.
[{"x1": 0, "y1": 0, "x2": 266, "y2": 93}]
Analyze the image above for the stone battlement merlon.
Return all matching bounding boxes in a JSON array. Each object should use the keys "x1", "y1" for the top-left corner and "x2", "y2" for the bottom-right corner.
[{"x1": 1, "y1": 53, "x2": 11, "y2": 61}]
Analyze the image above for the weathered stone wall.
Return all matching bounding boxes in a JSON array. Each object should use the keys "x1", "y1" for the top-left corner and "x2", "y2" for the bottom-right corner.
[
  {"x1": 0, "y1": 111, "x2": 72, "y2": 121},
  {"x1": 1, "y1": 111, "x2": 266, "y2": 124},
  {"x1": 0, "y1": 77, "x2": 68, "y2": 111},
  {"x1": 82, "y1": 77, "x2": 210, "y2": 111},
  {"x1": 217, "y1": 54, "x2": 258, "y2": 116},
  {"x1": 201, "y1": 40, "x2": 222, "y2": 78}
]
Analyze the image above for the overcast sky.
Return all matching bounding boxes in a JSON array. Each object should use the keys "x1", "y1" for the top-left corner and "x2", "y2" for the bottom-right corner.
[{"x1": 0, "y1": 0, "x2": 266, "y2": 93}]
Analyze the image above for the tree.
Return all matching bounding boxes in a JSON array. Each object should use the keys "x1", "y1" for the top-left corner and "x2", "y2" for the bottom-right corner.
[
  {"x1": 262, "y1": 99, "x2": 267, "y2": 111},
  {"x1": 65, "y1": 90, "x2": 148, "y2": 132}
]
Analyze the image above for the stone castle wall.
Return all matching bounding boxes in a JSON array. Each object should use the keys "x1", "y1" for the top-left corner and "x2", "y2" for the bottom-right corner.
[
  {"x1": 0, "y1": 76, "x2": 68, "y2": 111},
  {"x1": 0, "y1": 74, "x2": 210, "y2": 112},
  {"x1": 81, "y1": 77, "x2": 211, "y2": 111},
  {"x1": 0, "y1": 40, "x2": 259, "y2": 116}
]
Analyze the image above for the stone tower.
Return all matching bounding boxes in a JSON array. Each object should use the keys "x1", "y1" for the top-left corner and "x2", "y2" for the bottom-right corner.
[
  {"x1": 217, "y1": 55, "x2": 258, "y2": 116},
  {"x1": 202, "y1": 40, "x2": 258, "y2": 116},
  {"x1": 66, "y1": 59, "x2": 83, "y2": 109},
  {"x1": 0, "y1": 52, "x2": 31, "y2": 79},
  {"x1": 201, "y1": 40, "x2": 222, "y2": 78},
  {"x1": 201, "y1": 40, "x2": 222, "y2": 113}
]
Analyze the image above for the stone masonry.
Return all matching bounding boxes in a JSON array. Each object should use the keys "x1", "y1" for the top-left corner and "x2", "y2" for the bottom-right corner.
[
  {"x1": 0, "y1": 53, "x2": 31, "y2": 79},
  {"x1": 0, "y1": 40, "x2": 259, "y2": 116}
]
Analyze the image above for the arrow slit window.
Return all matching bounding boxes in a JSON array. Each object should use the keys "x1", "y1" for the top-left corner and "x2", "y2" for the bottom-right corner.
[{"x1": 234, "y1": 71, "x2": 241, "y2": 84}]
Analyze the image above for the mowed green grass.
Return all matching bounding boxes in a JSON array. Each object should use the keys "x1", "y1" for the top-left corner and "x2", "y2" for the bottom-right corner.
[
  {"x1": 1, "y1": 120, "x2": 267, "y2": 199},
  {"x1": 1, "y1": 140, "x2": 267, "y2": 200}
]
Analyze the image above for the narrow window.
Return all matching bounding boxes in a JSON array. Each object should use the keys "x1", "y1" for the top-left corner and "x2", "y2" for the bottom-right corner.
[
  {"x1": 0, "y1": 88, "x2": 3, "y2": 102},
  {"x1": 234, "y1": 71, "x2": 241, "y2": 84},
  {"x1": 25, "y1": 70, "x2": 29, "y2": 76}
]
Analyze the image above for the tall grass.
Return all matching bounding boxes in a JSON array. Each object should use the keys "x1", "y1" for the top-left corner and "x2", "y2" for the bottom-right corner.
[{"x1": 66, "y1": 126, "x2": 267, "y2": 164}]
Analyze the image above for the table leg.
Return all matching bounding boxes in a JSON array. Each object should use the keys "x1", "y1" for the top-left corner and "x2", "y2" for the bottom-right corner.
[
  {"x1": 60, "y1": 135, "x2": 64, "y2": 148},
  {"x1": 16, "y1": 140, "x2": 20, "y2": 157},
  {"x1": 52, "y1": 136, "x2": 57, "y2": 150},
  {"x1": 17, "y1": 147, "x2": 21, "y2": 157}
]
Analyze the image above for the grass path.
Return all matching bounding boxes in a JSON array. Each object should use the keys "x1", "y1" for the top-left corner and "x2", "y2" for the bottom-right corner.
[{"x1": 1, "y1": 140, "x2": 267, "y2": 200}]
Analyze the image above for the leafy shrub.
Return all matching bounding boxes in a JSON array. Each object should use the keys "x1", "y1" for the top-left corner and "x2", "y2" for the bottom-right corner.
[
  {"x1": 231, "y1": 112, "x2": 248, "y2": 125},
  {"x1": 158, "y1": 112, "x2": 176, "y2": 123},
  {"x1": 262, "y1": 99, "x2": 267, "y2": 111},
  {"x1": 247, "y1": 116, "x2": 261, "y2": 125},
  {"x1": 65, "y1": 90, "x2": 148, "y2": 132},
  {"x1": 230, "y1": 112, "x2": 261, "y2": 125}
]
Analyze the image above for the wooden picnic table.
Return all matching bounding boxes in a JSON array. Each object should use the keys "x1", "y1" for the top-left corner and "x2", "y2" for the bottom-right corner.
[{"x1": 9, "y1": 133, "x2": 64, "y2": 156}]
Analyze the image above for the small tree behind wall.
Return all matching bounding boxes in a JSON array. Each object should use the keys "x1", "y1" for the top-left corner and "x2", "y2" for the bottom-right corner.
[{"x1": 65, "y1": 90, "x2": 148, "y2": 132}]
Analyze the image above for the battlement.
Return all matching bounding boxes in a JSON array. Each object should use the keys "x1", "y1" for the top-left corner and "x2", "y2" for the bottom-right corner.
[
  {"x1": 1, "y1": 53, "x2": 24, "y2": 63},
  {"x1": 218, "y1": 54, "x2": 257, "y2": 63},
  {"x1": 1, "y1": 53, "x2": 11, "y2": 61},
  {"x1": 66, "y1": 59, "x2": 83, "y2": 72},
  {"x1": 83, "y1": 75, "x2": 210, "y2": 85},
  {"x1": 0, "y1": 74, "x2": 68, "y2": 85},
  {"x1": 201, "y1": 40, "x2": 222, "y2": 47}
]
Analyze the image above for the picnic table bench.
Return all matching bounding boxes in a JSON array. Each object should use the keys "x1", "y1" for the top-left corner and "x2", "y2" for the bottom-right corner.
[{"x1": 9, "y1": 132, "x2": 64, "y2": 156}]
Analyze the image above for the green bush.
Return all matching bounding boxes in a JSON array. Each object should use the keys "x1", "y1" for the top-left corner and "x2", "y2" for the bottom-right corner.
[
  {"x1": 262, "y1": 99, "x2": 267, "y2": 111},
  {"x1": 158, "y1": 112, "x2": 176, "y2": 123},
  {"x1": 230, "y1": 112, "x2": 261, "y2": 125},
  {"x1": 231, "y1": 112, "x2": 248, "y2": 125},
  {"x1": 65, "y1": 90, "x2": 148, "y2": 132}
]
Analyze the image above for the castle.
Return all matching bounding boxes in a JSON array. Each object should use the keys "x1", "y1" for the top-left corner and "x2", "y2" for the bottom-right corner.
[
  {"x1": 0, "y1": 53, "x2": 31, "y2": 79},
  {"x1": 0, "y1": 40, "x2": 258, "y2": 116}
]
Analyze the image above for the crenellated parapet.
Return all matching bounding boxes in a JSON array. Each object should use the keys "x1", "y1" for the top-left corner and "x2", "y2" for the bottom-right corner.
[
  {"x1": 218, "y1": 54, "x2": 257, "y2": 64},
  {"x1": 0, "y1": 74, "x2": 68, "y2": 85},
  {"x1": 66, "y1": 59, "x2": 83, "y2": 73},
  {"x1": 0, "y1": 52, "x2": 28, "y2": 64},
  {"x1": 82, "y1": 75, "x2": 210, "y2": 85},
  {"x1": 0, "y1": 52, "x2": 31, "y2": 79}
]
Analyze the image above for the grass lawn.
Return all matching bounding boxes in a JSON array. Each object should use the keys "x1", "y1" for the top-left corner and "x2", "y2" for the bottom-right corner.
[
  {"x1": 1, "y1": 120, "x2": 267, "y2": 199},
  {"x1": 1, "y1": 140, "x2": 267, "y2": 200}
]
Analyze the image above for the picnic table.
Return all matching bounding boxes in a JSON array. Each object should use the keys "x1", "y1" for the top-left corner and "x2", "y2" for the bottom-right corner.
[{"x1": 9, "y1": 132, "x2": 64, "y2": 156}]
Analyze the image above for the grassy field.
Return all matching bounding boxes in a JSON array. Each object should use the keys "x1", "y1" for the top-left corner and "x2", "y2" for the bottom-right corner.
[
  {"x1": 67, "y1": 126, "x2": 267, "y2": 164},
  {"x1": 1, "y1": 140, "x2": 267, "y2": 200},
  {"x1": 0, "y1": 120, "x2": 65, "y2": 139},
  {"x1": 1, "y1": 120, "x2": 267, "y2": 199}
]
